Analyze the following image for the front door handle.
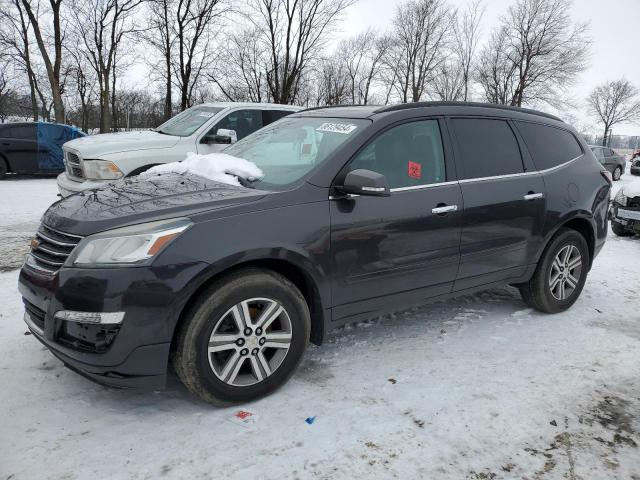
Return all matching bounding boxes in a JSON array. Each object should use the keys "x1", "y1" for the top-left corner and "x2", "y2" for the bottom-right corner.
[
  {"x1": 523, "y1": 192, "x2": 544, "y2": 201},
  {"x1": 431, "y1": 204, "x2": 458, "y2": 215}
]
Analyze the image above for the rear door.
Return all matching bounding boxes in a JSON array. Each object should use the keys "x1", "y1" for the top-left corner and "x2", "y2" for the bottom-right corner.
[
  {"x1": 448, "y1": 117, "x2": 547, "y2": 290},
  {"x1": 330, "y1": 118, "x2": 463, "y2": 320}
]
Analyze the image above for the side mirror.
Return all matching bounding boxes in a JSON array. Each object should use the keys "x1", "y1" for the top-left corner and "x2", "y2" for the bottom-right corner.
[
  {"x1": 202, "y1": 128, "x2": 238, "y2": 145},
  {"x1": 338, "y1": 169, "x2": 390, "y2": 197}
]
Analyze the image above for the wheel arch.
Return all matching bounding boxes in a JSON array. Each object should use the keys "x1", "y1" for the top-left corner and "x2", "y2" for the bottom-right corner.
[
  {"x1": 126, "y1": 164, "x2": 162, "y2": 177},
  {"x1": 542, "y1": 214, "x2": 596, "y2": 269},
  {"x1": 171, "y1": 256, "x2": 328, "y2": 353},
  {"x1": 0, "y1": 152, "x2": 10, "y2": 173}
]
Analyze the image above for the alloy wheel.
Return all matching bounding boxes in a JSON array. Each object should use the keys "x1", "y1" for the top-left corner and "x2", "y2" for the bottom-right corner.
[
  {"x1": 207, "y1": 298, "x2": 292, "y2": 387},
  {"x1": 548, "y1": 244, "x2": 582, "y2": 301}
]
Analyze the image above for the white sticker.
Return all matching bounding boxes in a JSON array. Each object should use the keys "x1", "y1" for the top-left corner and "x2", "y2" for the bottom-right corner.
[{"x1": 316, "y1": 122, "x2": 358, "y2": 134}]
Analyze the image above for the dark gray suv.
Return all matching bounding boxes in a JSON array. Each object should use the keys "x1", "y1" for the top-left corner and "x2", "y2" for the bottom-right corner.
[{"x1": 19, "y1": 102, "x2": 611, "y2": 405}]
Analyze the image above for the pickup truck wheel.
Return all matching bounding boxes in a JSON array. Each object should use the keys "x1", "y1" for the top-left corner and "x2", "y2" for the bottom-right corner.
[
  {"x1": 172, "y1": 268, "x2": 310, "y2": 406},
  {"x1": 519, "y1": 228, "x2": 589, "y2": 314}
]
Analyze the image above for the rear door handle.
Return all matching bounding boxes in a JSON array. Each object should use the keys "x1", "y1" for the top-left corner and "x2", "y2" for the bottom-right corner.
[
  {"x1": 523, "y1": 192, "x2": 544, "y2": 201},
  {"x1": 431, "y1": 204, "x2": 458, "y2": 214}
]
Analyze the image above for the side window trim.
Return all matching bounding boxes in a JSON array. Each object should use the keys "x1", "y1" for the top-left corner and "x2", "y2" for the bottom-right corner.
[{"x1": 333, "y1": 116, "x2": 452, "y2": 190}]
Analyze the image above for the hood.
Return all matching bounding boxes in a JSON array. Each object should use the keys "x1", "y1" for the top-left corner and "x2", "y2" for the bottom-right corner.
[
  {"x1": 63, "y1": 130, "x2": 181, "y2": 157},
  {"x1": 43, "y1": 174, "x2": 267, "y2": 236},
  {"x1": 620, "y1": 183, "x2": 640, "y2": 199}
]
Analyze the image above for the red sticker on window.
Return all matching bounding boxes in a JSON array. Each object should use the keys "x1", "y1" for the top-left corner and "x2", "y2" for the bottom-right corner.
[
  {"x1": 408, "y1": 161, "x2": 422, "y2": 179},
  {"x1": 302, "y1": 143, "x2": 312, "y2": 154}
]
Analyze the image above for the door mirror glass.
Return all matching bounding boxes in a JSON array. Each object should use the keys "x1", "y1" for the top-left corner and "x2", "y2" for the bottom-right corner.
[{"x1": 338, "y1": 169, "x2": 390, "y2": 197}]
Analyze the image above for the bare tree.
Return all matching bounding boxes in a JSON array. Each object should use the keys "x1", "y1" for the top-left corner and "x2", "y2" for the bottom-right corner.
[
  {"x1": 0, "y1": 0, "x2": 41, "y2": 120},
  {"x1": 452, "y1": 0, "x2": 484, "y2": 101},
  {"x1": 20, "y1": 0, "x2": 66, "y2": 122},
  {"x1": 71, "y1": 0, "x2": 143, "y2": 132},
  {"x1": 66, "y1": 48, "x2": 96, "y2": 132},
  {"x1": 144, "y1": 0, "x2": 174, "y2": 120},
  {"x1": 587, "y1": 79, "x2": 640, "y2": 146},
  {"x1": 315, "y1": 55, "x2": 349, "y2": 105},
  {"x1": 336, "y1": 29, "x2": 388, "y2": 105},
  {"x1": 430, "y1": 61, "x2": 464, "y2": 101},
  {"x1": 247, "y1": 0, "x2": 354, "y2": 105},
  {"x1": 477, "y1": 0, "x2": 589, "y2": 108},
  {"x1": 208, "y1": 28, "x2": 269, "y2": 103},
  {"x1": 173, "y1": 0, "x2": 226, "y2": 111},
  {"x1": 385, "y1": 0, "x2": 453, "y2": 103}
]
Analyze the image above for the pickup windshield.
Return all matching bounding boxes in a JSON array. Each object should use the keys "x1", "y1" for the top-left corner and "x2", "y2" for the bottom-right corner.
[
  {"x1": 155, "y1": 106, "x2": 223, "y2": 136},
  {"x1": 225, "y1": 116, "x2": 370, "y2": 189}
]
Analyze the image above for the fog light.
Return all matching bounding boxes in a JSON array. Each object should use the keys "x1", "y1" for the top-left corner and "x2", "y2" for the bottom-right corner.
[{"x1": 54, "y1": 310, "x2": 125, "y2": 325}]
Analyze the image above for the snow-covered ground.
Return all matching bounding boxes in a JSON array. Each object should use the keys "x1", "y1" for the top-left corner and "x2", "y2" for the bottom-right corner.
[{"x1": 1, "y1": 167, "x2": 639, "y2": 479}]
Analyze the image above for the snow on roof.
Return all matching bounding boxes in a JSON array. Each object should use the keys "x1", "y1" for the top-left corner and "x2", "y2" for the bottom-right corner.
[{"x1": 139, "y1": 152, "x2": 263, "y2": 187}]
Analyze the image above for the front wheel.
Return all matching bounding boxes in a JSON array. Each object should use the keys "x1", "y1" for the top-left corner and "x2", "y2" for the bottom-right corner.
[
  {"x1": 519, "y1": 228, "x2": 590, "y2": 313},
  {"x1": 613, "y1": 166, "x2": 622, "y2": 181},
  {"x1": 172, "y1": 268, "x2": 310, "y2": 406}
]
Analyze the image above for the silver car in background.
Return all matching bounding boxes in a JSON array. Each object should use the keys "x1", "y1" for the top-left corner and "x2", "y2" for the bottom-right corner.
[{"x1": 589, "y1": 145, "x2": 626, "y2": 181}]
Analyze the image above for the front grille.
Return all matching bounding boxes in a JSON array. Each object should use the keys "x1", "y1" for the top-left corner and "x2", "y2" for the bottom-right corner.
[
  {"x1": 65, "y1": 151, "x2": 84, "y2": 179},
  {"x1": 23, "y1": 298, "x2": 46, "y2": 331},
  {"x1": 629, "y1": 196, "x2": 640, "y2": 209},
  {"x1": 28, "y1": 224, "x2": 83, "y2": 275}
]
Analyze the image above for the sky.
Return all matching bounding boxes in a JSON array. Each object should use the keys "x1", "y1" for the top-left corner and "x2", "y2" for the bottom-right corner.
[{"x1": 335, "y1": 0, "x2": 640, "y2": 136}]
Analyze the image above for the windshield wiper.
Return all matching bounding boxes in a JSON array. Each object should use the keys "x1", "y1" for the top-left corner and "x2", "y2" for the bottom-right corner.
[
  {"x1": 237, "y1": 176, "x2": 257, "y2": 189},
  {"x1": 155, "y1": 129, "x2": 173, "y2": 136}
]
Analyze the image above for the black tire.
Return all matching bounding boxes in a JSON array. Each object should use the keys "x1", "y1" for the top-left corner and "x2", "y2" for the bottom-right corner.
[
  {"x1": 172, "y1": 268, "x2": 310, "y2": 406},
  {"x1": 519, "y1": 228, "x2": 590, "y2": 314},
  {"x1": 613, "y1": 166, "x2": 622, "y2": 181},
  {"x1": 612, "y1": 221, "x2": 635, "y2": 237}
]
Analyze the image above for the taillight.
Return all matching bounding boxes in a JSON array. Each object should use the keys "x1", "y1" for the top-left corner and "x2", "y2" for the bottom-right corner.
[{"x1": 601, "y1": 170, "x2": 612, "y2": 184}]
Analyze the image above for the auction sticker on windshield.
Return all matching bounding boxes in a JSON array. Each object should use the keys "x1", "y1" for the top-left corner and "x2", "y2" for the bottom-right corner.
[{"x1": 316, "y1": 122, "x2": 358, "y2": 134}]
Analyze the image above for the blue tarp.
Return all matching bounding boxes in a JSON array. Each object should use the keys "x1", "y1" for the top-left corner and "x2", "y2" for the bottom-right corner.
[{"x1": 36, "y1": 122, "x2": 84, "y2": 170}]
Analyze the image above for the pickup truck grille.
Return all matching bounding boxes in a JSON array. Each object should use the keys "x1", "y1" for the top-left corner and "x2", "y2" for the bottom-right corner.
[
  {"x1": 28, "y1": 224, "x2": 83, "y2": 275},
  {"x1": 65, "y1": 151, "x2": 84, "y2": 179},
  {"x1": 629, "y1": 197, "x2": 640, "y2": 209}
]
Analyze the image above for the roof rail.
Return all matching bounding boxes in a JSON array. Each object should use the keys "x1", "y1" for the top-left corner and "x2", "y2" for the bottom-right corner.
[
  {"x1": 296, "y1": 104, "x2": 377, "y2": 113},
  {"x1": 374, "y1": 101, "x2": 563, "y2": 122}
]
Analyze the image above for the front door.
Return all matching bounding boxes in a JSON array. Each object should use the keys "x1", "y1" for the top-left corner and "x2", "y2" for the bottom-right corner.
[
  {"x1": 330, "y1": 119, "x2": 463, "y2": 321},
  {"x1": 197, "y1": 109, "x2": 264, "y2": 155}
]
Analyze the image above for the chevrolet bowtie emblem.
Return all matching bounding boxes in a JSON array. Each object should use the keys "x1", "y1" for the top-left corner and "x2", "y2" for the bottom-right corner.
[{"x1": 30, "y1": 238, "x2": 40, "y2": 250}]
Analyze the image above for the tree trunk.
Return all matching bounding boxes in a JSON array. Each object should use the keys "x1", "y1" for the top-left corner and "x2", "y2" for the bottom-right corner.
[
  {"x1": 602, "y1": 126, "x2": 608, "y2": 146},
  {"x1": 100, "y1": 78, "x2": 111, "y2": 133}
]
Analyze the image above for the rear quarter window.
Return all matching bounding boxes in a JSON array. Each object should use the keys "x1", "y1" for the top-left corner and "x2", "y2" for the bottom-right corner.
[{"x1": 515, "y1": 121, "x2": 583, "y2": 171}]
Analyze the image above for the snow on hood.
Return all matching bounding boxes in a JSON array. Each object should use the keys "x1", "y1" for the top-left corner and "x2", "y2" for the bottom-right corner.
[{"x1": 140, "y1": 152, "x2": 264, "y2": 186}]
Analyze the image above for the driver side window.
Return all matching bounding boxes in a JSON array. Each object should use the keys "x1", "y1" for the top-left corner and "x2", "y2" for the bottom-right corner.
[
  {"x1": 348, "y1": 120, "x2": 446, "y2": 189},
  {"x1": 208, "y1": 109, "x2": 263, "y2": 141}
]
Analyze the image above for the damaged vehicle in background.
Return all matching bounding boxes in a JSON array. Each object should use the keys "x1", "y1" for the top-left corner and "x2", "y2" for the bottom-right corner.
[
  {"x1": 631, "y1": 155, "x2": 640, "y2": 176},
  {"x1": 611, "y1": 185, "x2": 640, "y2": 236},
  {"x1": 56, "y1": 102, "x2": 300, "y2": 197},
  {"x1": 19, "y1": 102, "x2": 611, "y2": 406}
]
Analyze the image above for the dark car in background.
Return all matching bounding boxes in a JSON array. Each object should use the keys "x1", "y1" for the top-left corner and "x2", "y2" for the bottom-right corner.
[
  {"x1": 0, "y1": 122, "x2": 85, "y2": 178},
  {"x1": 631, "y1": 155, "x2": 640, "y2": 176},
  {"x1": 19, "y1": 102, "x2": 611, "y2": 405},
  {"x1": 589, "y1": 145, "x2": 626, "y2": 181}
]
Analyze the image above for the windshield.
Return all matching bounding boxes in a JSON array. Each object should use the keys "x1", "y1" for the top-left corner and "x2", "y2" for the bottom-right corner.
[
  {"x1": 155, "y1": 106, "x2": 223, "y2": 136},
  {"x1": 225, "y1": 116, "x2": 370, "y2": 189}
]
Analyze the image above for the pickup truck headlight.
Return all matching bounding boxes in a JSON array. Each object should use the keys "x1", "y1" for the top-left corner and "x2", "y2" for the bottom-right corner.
[
  {"x1": 83, "y1": 159, "x2": 124, "y2": 180},
  {"x1": 68, "y1": 218, "x2": 192, "y2": 266},
  {"x1": 614, "y1": 189, "x2": 628, "y2": 206}
]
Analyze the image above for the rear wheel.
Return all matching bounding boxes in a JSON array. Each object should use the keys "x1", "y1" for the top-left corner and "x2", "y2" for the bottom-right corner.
[
  {"x1": 172, "y1": 268, "x2": 310, "y2": 406},
  {"x1": 612, "y1": 221, "x2": 635, "y2": 237},
  {"x1": 613, "y1": 166, "x2": 622, "y2": 181},
  {"x1": 519, "y1": 228, "x2": 589, "y2": 313}
]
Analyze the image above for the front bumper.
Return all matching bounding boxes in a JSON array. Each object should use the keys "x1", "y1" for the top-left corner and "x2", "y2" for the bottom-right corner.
[
  {"x1": 56, "y1": 172, "x2": 113, "y2": 197},
  {"x1": 611, "y1": 203, "x2": 640, "y2": 232},
  {"x1": 18, "y1": 261, "x2": 208, "y2": 389}
]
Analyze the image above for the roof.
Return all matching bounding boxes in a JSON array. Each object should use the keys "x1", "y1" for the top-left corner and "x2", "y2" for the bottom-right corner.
[
  {"x1": 199, "y1": 102, "x2": 302, "y2": 111},
  {"x1": 295, "y1": 101, "x2": 563, "y2": 122}
]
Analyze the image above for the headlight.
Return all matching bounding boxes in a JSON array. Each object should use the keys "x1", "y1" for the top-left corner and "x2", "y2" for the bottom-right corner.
[
  {"x1": 68, "y1": 218, "x2": 192, "y2": 266},
  {"x1": 83, "y1": 159, "x2": 124, "y2": 180},
  {"x1": 614, "y1": 189, "x2": 628, "y2": 206}
]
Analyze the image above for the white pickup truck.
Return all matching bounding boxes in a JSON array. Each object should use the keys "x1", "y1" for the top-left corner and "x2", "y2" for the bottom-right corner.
[{"x1": 57, "y1": 102, "x2": 301, "y2": 196}]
